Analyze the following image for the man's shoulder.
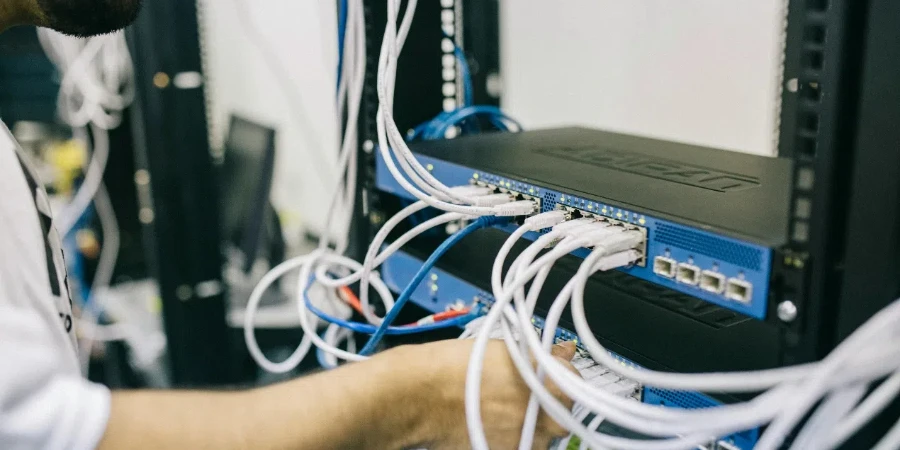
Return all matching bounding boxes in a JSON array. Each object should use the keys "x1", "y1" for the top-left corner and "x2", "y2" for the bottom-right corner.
[
  {"x1": 0, "y1": 125, "x2": 42, "y2": 236},
  {"x1": 0, "y1": 122, "x2": 77, "y2": 346},
  {"x1": 0, "y1": 124, "x2": 44, "y2": 243}
]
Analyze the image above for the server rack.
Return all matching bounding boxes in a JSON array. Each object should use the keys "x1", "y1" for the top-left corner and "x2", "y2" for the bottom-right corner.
[
  {"x1": 356, "y1": 0, "x2": 900, "y2": 446},
  {"x1": 127, "y1": 1, "x2": 234, "y2": 386}
]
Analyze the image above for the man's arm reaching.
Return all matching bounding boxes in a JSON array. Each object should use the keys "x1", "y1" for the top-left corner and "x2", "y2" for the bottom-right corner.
[
  {"x1": 97, "y1": 340, "x2": 578, "y2": 450},
  {"x1": 99, "y1": 346, "x2": 424, "y2": 450}
]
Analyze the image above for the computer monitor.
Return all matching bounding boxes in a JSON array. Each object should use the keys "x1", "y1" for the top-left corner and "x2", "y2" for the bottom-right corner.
[{"x1": 220, "y1": 115, "x2": 280, "y2": 273}]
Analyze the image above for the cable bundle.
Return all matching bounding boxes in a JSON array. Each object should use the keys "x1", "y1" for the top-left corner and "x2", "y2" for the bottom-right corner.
[
  {"x1": 462, "y1": 212, "x2": 900, "y2": 449},
  {"x1": 242, "y1": 0, "x2": 539, "y2": 373},
  {"x1": 38, "y1": 28, "x2": 134, "y2": 373},
  {"x1": 238, "y1": 3, "x2": 900, "y2": 448}
]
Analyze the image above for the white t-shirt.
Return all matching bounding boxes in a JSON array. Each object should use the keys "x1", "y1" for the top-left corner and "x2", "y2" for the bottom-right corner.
[{"x1": 0, "y1": 123, "x2": 110, "y2": 450}]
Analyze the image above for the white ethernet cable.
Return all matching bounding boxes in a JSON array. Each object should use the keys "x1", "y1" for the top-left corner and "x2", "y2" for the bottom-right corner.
[
  {"x1": 243, "y1": 187, "x2": 521, "y2": 371},
  {"x1": 242, "y1": 0, "x2": 367, "y2": 372},
  {"x1": 55, "y1": 125, "x2": 110, "y2": 238},
  {"x1": 244, "y1": 254, "x2": 319, "y2": 373},
  {"x1": 295, "y1": 250, "x2": 398, "y2": 363},
  {"x1": 501, "y1": 249, "x2": 765, "y2": 449},
  {"x1": 243, "y1": 0, "x2": 538, "y2": 370},
  {"x1": 467, "y1": 214, "x2": 610, "y2": 450},
  {"x1": 377, "y1": 0, "x2": 462, "y2": 202},
  {"x1": 76, "y1": 184, "x2": 121, "y2": 374},
  {"x1": 498, "y1": 305, "x2": 714, "y2": 450},
  {"x1": 320, "y1": 0, "x2": 367, "y2": 254},
  {"x1": 468, "y1": 218, "x2": 896, "y2": 446},
  {"x1": 487, "y1": 245, "x2": 704, "y2": 450},
  {"x1": 37, "y1": 30, "x2": 134, "y2": 238},
  {"x1": 825, "y1": 371, "x2": 900, "y2": 448},
  {"x1": 242, "y1": 247, "x2": 396, "y2": 372},
  {"x1": 315, "y1": 185, "x2": 492, "y2": 323},
  {"x1": 787, "y1": 382, "x2": 869, "y2": 450},
  {"x1": 339, "y1": 211, "x2": 465, "y2": 323},
  {"x1": 38, "y1": 28, "x2": 133, "y2": 376},
  {"x1": 375, "y1": 0, "x2": 510, "y2": 211},
  {"x1": 506, "y1": 243, "x2": 900, "y2": 448},
  {"x1": 37, "y1": 30, "x2": 134, "y2": 130},
  {"x1": 520, "y1": 255, "x2": 892, "y2": 438},
  {"x1": 503, "y1": 226, "x2": 642, "y2": 449},
  {"x1": 320, "y1": 323, "x2": 357, "y2": 369}
]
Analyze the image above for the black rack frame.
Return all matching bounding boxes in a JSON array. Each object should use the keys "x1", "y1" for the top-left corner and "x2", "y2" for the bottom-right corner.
[{"x1": 127, "y1": 0, "x2": 233, "y2": 386}]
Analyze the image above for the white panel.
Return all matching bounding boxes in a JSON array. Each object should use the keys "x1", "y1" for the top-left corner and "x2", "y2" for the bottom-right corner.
[
  {"x1": 500, "y1": 0, "x2": 784, "y2": 156},
  {"x1": 198, "y1": 1, "x2": 785, "y2": 247},
  {"x1": 199, "y1": 0, "x2": 341, "y2": 244}
]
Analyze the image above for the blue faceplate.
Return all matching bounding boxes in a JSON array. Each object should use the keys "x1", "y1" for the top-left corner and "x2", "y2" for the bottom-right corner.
[{"x1": 376, "y1": 152, "x2": 773, "y2": 319}]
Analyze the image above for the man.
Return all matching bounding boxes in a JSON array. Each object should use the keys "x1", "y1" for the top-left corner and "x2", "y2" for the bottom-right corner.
[{"x1": 0, "y1": 1, "x2": 577, "y2": 449}]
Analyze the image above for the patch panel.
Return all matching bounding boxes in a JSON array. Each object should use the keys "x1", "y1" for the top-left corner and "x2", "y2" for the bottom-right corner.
[
  {"x1": 376, "y1": 151, "x2": 773, "y2": 319},
  {"x1": 380, "y1": 248, "x2": 759, "y2": 449}
]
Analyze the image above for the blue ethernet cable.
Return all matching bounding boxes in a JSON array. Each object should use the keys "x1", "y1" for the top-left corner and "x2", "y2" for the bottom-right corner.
[
  {"x1": 454, "y1": 44, "x2": 474, "y2": 108},
  {"x1": 359, "y1": 215, "x2": 509, "y2": 355},
  {"x1": 406, "y1": 43, "x2": 524, "y2": 142},
  {"x1": 336, "y1": 0, "x2": 349, "y2": 90},
  {"x1": 64, "y1": 201, "x2": 101, "y2": 313},
  {"x1": 428, "y1": 105, "x2": 523, "y2": 138},
  {"x1": 408, "y1": 106, "x2": 522, "y2": 142},
  {"x1": 305, "y1": 292, "x2": 480, "y2": 335},
  {"x1": 314, "y1": 309, "x2": 479, "y2": 369}
]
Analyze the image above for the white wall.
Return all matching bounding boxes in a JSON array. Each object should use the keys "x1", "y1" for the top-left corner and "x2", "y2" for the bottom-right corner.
[
  {"x1": 500, "y1": 1, "x2": 786, "y2": 156},
  {"x1": 199, "y1": 0, "x2": 341, "y2": 244},
  {"x1": 198, "y1": 1, "x2": 784, "y2": 243}
]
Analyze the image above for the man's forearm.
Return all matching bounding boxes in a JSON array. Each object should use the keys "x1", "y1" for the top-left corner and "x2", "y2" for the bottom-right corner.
[{"x1": 97, "y1": 347, "x2": 430, "y2": 450}]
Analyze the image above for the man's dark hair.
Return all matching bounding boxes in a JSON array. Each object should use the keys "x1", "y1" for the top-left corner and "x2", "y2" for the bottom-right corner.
[{"x1": 37, "y1": 0, "x2": 143, "y2": 37}]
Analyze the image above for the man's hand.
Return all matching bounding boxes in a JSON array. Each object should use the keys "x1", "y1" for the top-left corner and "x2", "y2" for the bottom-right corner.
[
  {"x1": 384, "y1": 339, "x2": 579, "y2": 449},
  {"x1": 97, "y1": 339, "x2": 578, "y2": 450}
]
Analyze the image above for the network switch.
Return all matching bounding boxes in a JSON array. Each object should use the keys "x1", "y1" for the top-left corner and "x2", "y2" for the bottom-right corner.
[
  {"x1": 376, "y1": 127, "x2": 792, "y2": 319},
  {"x1": 380, "y1": 247, "x2": 759, "y2": 450}
]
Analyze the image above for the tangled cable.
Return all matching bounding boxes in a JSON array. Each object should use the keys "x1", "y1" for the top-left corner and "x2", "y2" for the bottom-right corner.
[
  {"x1": 458, "y1": 210, "x2": 900, "y2": 449},
  {"x1": 38, "y1": 28, "x2": 134, "y2": 374}
]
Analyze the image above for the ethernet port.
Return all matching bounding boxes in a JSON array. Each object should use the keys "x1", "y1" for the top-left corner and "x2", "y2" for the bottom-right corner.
[
  {"x1": 653, "y1": 256, "x2": 676, "y2": 278},
  {"x1": 676, "y1": 263, "x2": 700, "y2": 285},
  {"x1": 699, "y1": 271, "x2": 726, "y2": 294},
  {"x1": 569, "y1": 208, "x2": 584, "y2": 219},
  {"x1": 725, "y1": 278, "x2": 753, "y2": 304}
]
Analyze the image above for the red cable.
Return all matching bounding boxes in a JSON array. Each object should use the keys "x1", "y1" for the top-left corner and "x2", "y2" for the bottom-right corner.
[
  {"x1": 338, "y1": 286, "x2": 366, "y2": 316},
  {"x1": 337, "y1": 286, "x2": 470, "y2": 325},
  {"x1": 432, "y1": 309, "x2": 471, "y2": 321}
]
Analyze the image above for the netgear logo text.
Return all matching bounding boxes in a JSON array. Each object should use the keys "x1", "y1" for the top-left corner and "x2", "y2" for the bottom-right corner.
[{"x1": 535, "y1": 146, "x2": 760, "y2": 193}]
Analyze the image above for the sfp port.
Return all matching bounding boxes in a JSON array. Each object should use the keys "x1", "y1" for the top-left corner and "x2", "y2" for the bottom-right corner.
[
  {"x1": 700, "y1": 270, "x2": 726, "y2": 294},
  {"x1": 676, "y1": 263, "x2": 700, "y2": 285},
  {"x1": 653, "y1": 256, "x2": 677, "y2": 278},
  {"x1": 725, "y1": 278, "x2": 753, "y2": 304}
]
